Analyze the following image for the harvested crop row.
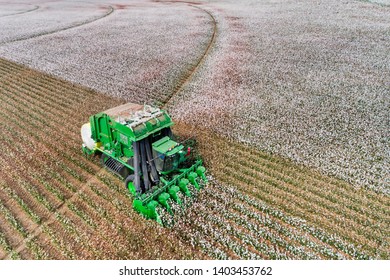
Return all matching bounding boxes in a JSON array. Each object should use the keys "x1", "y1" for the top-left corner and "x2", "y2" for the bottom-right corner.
[
  {"x1": 0, "y1": 119, "x2": 75, "y2": 210},
  {"x1": 0, "y1": 58, "x2": 206, "y2": 260},
  {"x1": 0, "y1": 199, "x2": 28, "y2": 249}
]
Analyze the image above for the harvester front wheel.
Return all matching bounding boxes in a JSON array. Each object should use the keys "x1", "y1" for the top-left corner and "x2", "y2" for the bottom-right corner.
[{"x1": 125, "y1": 175, "x2": 136, "y2": 195}]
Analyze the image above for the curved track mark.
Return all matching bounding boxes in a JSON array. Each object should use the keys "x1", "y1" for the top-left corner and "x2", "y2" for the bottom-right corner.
[
  {"x1": 0, "y1": 5, "x2": 39, "y2": 18},
  {"x1": 1, "y1": 5, "x2": 115, "y2": 46},
  {"x1": 161, "y1": 3, "x2": 217, "y2": 107}
]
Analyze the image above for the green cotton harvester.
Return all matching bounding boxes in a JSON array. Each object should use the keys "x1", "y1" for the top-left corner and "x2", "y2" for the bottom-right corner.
[{"x1": 81, "y1": 103, "x2": 207, "y2": 225}]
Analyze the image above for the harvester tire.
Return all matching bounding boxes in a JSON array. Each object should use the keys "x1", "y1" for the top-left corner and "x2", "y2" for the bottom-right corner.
[
  {"x1": 100, "y1": 153, "x2": 107, "y2": 165},
  {"x1": 125, "y1": 174, "x2": 137, "y2": 195}
]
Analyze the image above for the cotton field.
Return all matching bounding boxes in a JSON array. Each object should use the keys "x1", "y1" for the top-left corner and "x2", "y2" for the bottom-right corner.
[{"x1": 0, "y1": 0, "x2": 388, "y2": 260}]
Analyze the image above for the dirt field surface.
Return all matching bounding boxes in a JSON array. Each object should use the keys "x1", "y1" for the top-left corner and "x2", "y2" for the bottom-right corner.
[{"x1": 0, "y1": 0, "x2": 389, "y2": 260}]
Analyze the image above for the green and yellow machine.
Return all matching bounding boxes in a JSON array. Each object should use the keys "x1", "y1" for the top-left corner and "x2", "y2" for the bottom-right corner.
[{"x1": 81, "y1": 103, "x2": 207, "y2": 225}]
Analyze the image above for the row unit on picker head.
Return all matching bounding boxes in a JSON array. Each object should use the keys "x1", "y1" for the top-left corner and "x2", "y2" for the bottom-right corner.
[{"x1": 81, "y1": 103, "x2": 207, "y2": 225}]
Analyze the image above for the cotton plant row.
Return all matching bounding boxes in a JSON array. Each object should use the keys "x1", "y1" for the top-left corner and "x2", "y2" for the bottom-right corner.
[
  {"x1": 0, "y1": 231, "x2": 13, "y2": 257},
  {"x1": 168, "y1": 0, "x2": 389, "y2": 194},
  {"x1": 1, "y1": 184, "x2": 41, "y2": 225},
  {"x1": 67, "y1": 202, "x2": 97, "y2": 229},
  {"x1": 186, "y1": 206, "x2": 263, "y2": 260},
  {"x1": 63, "y1": 180, "x2": 136, "y2": 258},
  {"x1": 0, "y1": 203, "x2": 28, "y2": 239},
  {"x1": 231, "y1": 203, "x2": 342, "y2": 260},
  {"x1": 204, "y1": 186, "x2": 332, "y2": 259},
  {"x1": 206, "y1": 137, "x2": 388, "y2": 247},
  {"x1": 0, "y1": 97, "x2": 97, "y2": 257},
  {"x1": 232, "y1": 147, "x2": 386, "y2": 223},
  {"x1": 53, "y1": 212, "x2": 101, "y2": 259},
  {"x1": 0, "y1": 137, "x2": 57, "y2": 215},
  {"x1": 2, "y1": 87, "x2": 83, "y2": 154},
  {"x1": 76, "y1": 187, "x2": 127, "y2": 231},
  {"x1": 223, "y1": 184, "x2": 372, "y2": 259},
  {"x1": 1, "y1": 85, "x2": 96, "y2": 186},
  {"x1": 203, "y1": 191, "x2": 298, "y2": 258},
  {"x1": 78, "y1": 192, "x2": 115, "y2": 225},
  {"x1": 205, "y1": 205, "x2": 289, "y2": 259},
  {"x1": 3, "y1": 77, "x2": 86, "y2": 144},
  {"x1": 207, "y1": 190, "x2": 335, "y2": 259},
  {"x1": 65, "y1": 196, "x2": 129, "y2": 258},
  {"x1": 26, "y1": 237, "x2": 50, "y2": 260},
  {"x1": 54, "y1": 212, "x2": 90, "y2": 250},
  {"x1": 175, "y1": 221, "x2": 229, "y2": 259},
  {"x1": 227, "y1": 157, "x2": 383, "y2": 240},
  {"x1": 200, "y1": 214, "x2": 265, "y2": 260},
  {"x1": 226, "y1": 169, "x2": 385, "y2": 258},
  {"x1": 0, "y1": 185, "x2": 25, "y2": 259},
  {"x1": 0, "y1": 237, "x2": 20, "y2": 260},
  {"x1": 181, "y1": 195, "x2": 265, "y2": 259},
  {"x1": 41, "y1": 224, "x2": 76, "y2": 259},
  {"x1": 16, "y1": 75, "x2": 86, "y2": 118},
  {"x1": 0, "y1": 142, "x2": 46, "y2": 228},
  {"x1": 172, "y1": 181, "x2": 320, "y2": 259},
  {"x1": 0, "y1": 124, "x2": 66, "y2": 211}
]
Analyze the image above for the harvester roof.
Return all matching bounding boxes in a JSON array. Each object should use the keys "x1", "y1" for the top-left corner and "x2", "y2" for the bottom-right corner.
[
  {"x1": 152, "y1": 136, "x2": 184, "y2": 156},
  {"x1": 103, "y1": 103, "x2": 144, "y2": 119},
  {"x1": 102, "y1": 103, "x2": 174, "y2": 140}
]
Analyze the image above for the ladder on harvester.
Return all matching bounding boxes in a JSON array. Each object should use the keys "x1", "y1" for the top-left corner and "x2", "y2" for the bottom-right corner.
[{"x1": 103, "y1": 156, "x2": 125, "y2": 176}]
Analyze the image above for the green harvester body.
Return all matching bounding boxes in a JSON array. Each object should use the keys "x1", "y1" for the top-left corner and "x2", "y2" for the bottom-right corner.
[{"x1": 81, "y1": 103, "x2": 207, "y2": 224}]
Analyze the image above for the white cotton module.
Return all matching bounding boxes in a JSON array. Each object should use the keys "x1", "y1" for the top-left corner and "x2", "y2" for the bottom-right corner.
[{"x1": 81, "y1": 123, "x2": 95, "y2": 150}]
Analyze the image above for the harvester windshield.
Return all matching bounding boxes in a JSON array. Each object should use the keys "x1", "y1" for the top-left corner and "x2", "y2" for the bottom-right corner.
[{"x1": 152, "y1": 136, "x2": 184, "y2": 173}]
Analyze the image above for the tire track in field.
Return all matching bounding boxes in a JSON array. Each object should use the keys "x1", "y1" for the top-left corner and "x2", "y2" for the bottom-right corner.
[
  {"x1": 0, "y1": 5, "x2": 39, "y2": 18},
  {"x1": 0, "y1": 5, "x2": 114, "y2": 45},
  {"x1": 159, "y1": 1, "x2": 217, "y2": 107},
  {"x1": 359, "y1": 0, "x2": 390, "y2": 7}
]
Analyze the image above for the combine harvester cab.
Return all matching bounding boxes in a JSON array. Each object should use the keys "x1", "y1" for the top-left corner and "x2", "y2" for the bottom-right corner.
[{"x1": 81, "y1": 103, "x2": 207, "y2": 225}]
